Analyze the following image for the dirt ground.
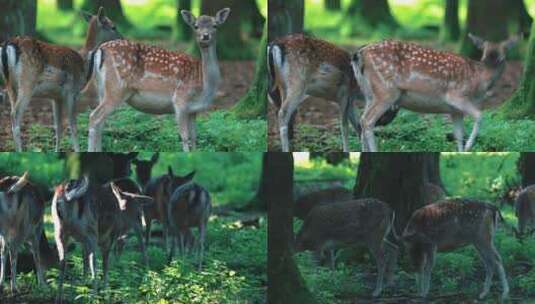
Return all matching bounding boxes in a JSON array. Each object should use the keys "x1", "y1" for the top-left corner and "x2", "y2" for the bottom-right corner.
[
  {"x1": 267, "y1": 60, "x2": 523, "y2": 151},
  {"x1": 0, "y1": 60, "x2": 254, "y2": 150}
]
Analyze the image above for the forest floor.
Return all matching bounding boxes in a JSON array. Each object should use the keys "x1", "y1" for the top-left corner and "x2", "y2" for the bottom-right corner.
[{"x1": 268, "y1": 59, "x2": 524, "y2": 152}]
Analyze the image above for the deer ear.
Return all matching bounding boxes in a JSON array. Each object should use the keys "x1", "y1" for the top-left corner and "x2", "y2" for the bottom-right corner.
[
  {"x1": 97, "y1": 6, "x2": 106, "y2": 24},
  {"x1": 215, "y1": 8, "x2": 231, "y2": 25},
  {"x1": 503, "y1": 35, "x2": 520, "y2": 51},
  {"x1": 183, "y1": 171, "x2": 196, "y2": 182},
  {"x1": 181, "y1": 10, "x2": 196, "y2": 28},
  {"x1": 80, "y1": 10, "x2": 93, "y2": 23},
  {"x1": 468, "y1": 33, "x2": 485, "y2": 50}
]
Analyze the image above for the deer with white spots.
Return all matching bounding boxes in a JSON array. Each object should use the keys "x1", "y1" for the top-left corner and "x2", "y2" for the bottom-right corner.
[
  {"x1": 0, "y1": 7, "x2": 121, "y2": 152},
  {"x1": 402, "y1": 198, "x2": 509, "y2": 300},
  {"x1": 268, "y1": 34, "x2": 399, "y2": 152},
  {"x1": 86, "y1": 8, "x2": 230, "y2": 152},
  {"x1": 352, "y1": 34, "x2": 520, "y2": 152}
]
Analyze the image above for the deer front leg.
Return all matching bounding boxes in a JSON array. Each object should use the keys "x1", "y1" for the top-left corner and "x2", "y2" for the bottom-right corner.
[
  {"x1": 278, "y1": 89, "x2": 305, "y2": 152},
  {"x1": 448, "y1": 100, "x2": 481, "y2": 151},
  {"x1": 174, "y1": 107, "x2": 191, "y2": 152},
  {"x1": 30, "y1": 232, "x2": 46, "y2": 287},
  {"x1": 491, "y1": 245, "x2": 509, "y2": 300},
  {"x1": 10, "y1": 91, "x2": 32, "y2": 151},
  {"x1": 421, "y1": 246, "x2": 436, "y2": 297},
  {"x1": 188, "y1": 113, "x2": 197, "y2": 151},
  {"x1": 88, "y1": 92, "x2": 126, "y2": 152},
  {"x1": 0, "y1": 238, "x2": 5, "y2": 293},
  {"x1": 338, "y1": 93, "x2": 351, "y2": 152},
  {"x1": 8, "y1": 246, "x2": 18, "y2": 293},
  {"x1": 451, "y1": 113, "x2": 465, "y2": 152},
  {"x1": 370, "y1": 242, "x2": 386, "y2": 297},
  {"x1": 360, "y1": 93, "x2": 398, "y2": 152},
  {"x1": 65, "y1": 94, "x2": 80, "y2": 152},
  {"x1": 52, "y1": 99, "x2": 64, "y2": 152},
  {"x1": 101, "y1": 244, "x2": 111, "y2": 289},
  {"x1": 198, "y1": 224, "x2": 206, "y2": 270}
]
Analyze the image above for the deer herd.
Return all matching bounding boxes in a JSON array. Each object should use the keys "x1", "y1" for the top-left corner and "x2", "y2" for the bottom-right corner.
[
  {"x1": 294, "y1": 182, "x2": 535, "y2": 300},
  {"x1": 0, "y1": 7, "x2": 230, "y2": 152},
  {"x1": 0, "y1": 153, "x2": 212, "y2": 303}
]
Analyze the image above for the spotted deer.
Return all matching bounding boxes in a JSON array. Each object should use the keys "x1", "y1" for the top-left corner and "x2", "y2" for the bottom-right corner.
[
  {"x1": 0, "y1": 172, "x2": 46, "y2": 294},
  {"x1": 133, "y1": 153, "x2": 159, "y2": 188},
  {"x1": 86, "y1": 8, "x2": 230, "y2": 152},
  {"x1": 514, "y1": 184, "x2": 535, "y2": 239},
  {"x1": 268, "y1": 34, "x2": 399, "y2": 152},
  {"x1": 52, "y1": 176, "x2": 153, "y2": 303},
  {"x1": 402, "y1": 198, "x2": 509, "y2": 300},
  {"x1": 294, "y1": 199, "x2": 399, "y2": 297},
  {"x1": 0, "y1": 7, "x2": 121, "y2": 152},
  {"x1": 353, "y1": 34, "x2": 520, "y2": 152},
  {"x1": 293, "y1": 186, "x2": 353, "y2": 220}
]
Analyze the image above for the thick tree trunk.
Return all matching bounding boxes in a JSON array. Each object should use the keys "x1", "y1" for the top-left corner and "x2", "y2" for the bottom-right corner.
[
  {"x1": 244, "y1": 0, "x2": 266, "y2": 38},
  {"x1": 347, "y1": 0, "x2": 398, "y2": 32},
  {"x1": 325, "y1": 0, "x2": 341, "y2": 11},
  {"x1": 460, "y1": 0, "x2": 512, "y2": 59},
  {"x1": 266, "y1": 153, "x2": 318, "y2": 304},
  {"x1": 57, "y1": 0, "x2": 73, "y2": 11},
  {"x1": 441, "y1": 0, "x2": 460, "y2": 41},
  {"x1": 515, "y1": 0, "x2": 533, "y2": 35},
  {"x1": 518, "y1": 153, "x2": 535, "y2": 187},
  {"x1": 423, "y1": 152, "x2": 446, "y2": 192},
  {"x1": 354, "y1": 153, "x2": 430, "y2": 232},
  {"x1": 246, "y1": 150, "x2": 268, "y2": 211},
  {"x1": 82, "y1": 0, "x2": 131, "y2": 27},
  {"x1": 233, "y1": 22, "x2": 267, "y2": 118},
  {"x1": 0, "y1": 0, "x2": 37, "y2": 42},
  {"x1": 500, "y1": 22, "x2": 535, "y2": 119},
  {"x1": 177, "y1": 0, "x2": 192, "y2": 40}
]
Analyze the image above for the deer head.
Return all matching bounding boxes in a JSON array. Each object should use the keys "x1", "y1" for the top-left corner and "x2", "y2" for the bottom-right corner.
[
  {"x1": 132, "y1": 153, "x2": 159, "y2": 187},
  {"x1": 166, "y1": 166, "x2": 196, "y2": 195},
  {"x1": 180, "y1": 8, "x2": 231, "y2": 49},
  {"x1": 468, "y1": 33, "x2": 520, "y2": 67},
  {"x1": 81, "y1": 6, "x2": 122, "y2": 50}
]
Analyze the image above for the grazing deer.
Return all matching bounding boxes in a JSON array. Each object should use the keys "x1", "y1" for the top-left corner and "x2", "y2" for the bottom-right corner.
[
  {"x1": 133, "y1": 153, "x2": 160, "y2": 188},
  {"x1": 143, "y1": 167, "x2": 196, "y2": 249},
  {"x1": 402, "y1": 198, "x2": 509, "y2": 300},
  {"x1": 514, "y1": 184, "x2": 535, "y2": 239},
  {"x1": 52, "y1": 176, "x2": 153, "y2": 302},
  {"x1": 294, "y1": 199, "x2": 398, "y2": 297},
  {"x1": 268, "y1": 34, "x2": 399, "y2": 152},
  {"x1": 0, "y1": 7, "x2": 121, "y2": 152},
  {"x1": 85, "y1": 8, "x2": 231, "y2": 152},
  {"x1": 423, "y1": 182, "x2": 446, "y2": 205},
  {"x1": 0, "y1": 172, "x2": 46, "y2": 293},
  {"x1": 167, "y1": 181, "x2": 211, "y2": 269},
  {"x1": 352, "y1": 34, "x2": 519, "y2": 152},
  {"x1": 293, "y1": 186, "x2": 353, "y2": 220}
]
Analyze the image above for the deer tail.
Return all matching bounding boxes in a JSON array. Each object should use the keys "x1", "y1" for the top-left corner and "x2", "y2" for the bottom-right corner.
[
  {"x1": 383, "y1": 211, "x2": 400, "y2": 249},
  {"x1": 1, "y1": 41, "x2": 20, "y2": 83},
  {"x1": 81, "y1": 48, "x2": 104, "y2": 94},
  {"x1": 267, "y1": 42, "x2": 284, "y2": 109}
]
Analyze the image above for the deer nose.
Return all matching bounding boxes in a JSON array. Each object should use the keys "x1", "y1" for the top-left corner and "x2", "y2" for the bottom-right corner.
[{"x1": 201, "y1": 34, "x2": 210, "y2": 41}]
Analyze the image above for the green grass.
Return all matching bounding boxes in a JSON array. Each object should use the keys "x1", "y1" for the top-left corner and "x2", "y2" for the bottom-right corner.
[
  {"x1": 293, "y1": 152, "x2": 535, "y2": 302},
  {"x1": 279, "y1": 110, "x2": 535, "y2": 152}
]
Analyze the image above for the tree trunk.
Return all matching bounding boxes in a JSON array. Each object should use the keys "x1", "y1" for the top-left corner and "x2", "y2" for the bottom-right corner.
[
  {"x1": 325, "y1": 0, "x2": 341, "y2": 11},
  {"x1": 57, "y1": 0, "x2": 73, "y2": 11},
  {"x1": 233, "y1": 22, "x2": 267, "y2": 118},
  {"x1": 423, "y1": 152, "x2": 446, "y2": 192},
  {"x1": 347, "y1": 0, "x2": 398, "y2": 32},
  {"x1": 499, "y1": 21, "x2": 535, "y2": 119},
  {"x1": 268, "y1": 0, "x2": 305, "y2": 140},
  {"x1": 441, "y1": 0, "x2": 460, "y2": 41},
  {"x1": 243, "y1": 0, "x2": 266, "y2": 38},
  {"x1": 266, "y1": 153, "x2": 318, "y2": 304},
  {"x1": 81, "y1": 0, "x2": 131, "y2": 28},
  {"x1": 0, "y1": 0, "x2": 37, "y2": 42},
  {"x1": 176, "y1": 0, "x2": 192, "y2": 40},
  {"x1": 245, "y1": 151, "x2": 268, "y2": 211},
  {"x1": 517, "y1": 0, "x2": 533, "y2": 34},
  {"x1": 194, "y1": 0, "x2": 252, "y2": 60},
  {"x1": 518, "y1": 153, "x2": 535, "y2": 187},
  {"x1": 354, "y1": 153, "x2": 430, "y2": 232},
  {"x1": 459, "y1": 0, "x2": 512, "y2": 59}
]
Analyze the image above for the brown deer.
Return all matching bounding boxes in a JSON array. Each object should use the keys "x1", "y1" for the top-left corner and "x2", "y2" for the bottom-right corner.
[
  {"x1": 352, "y1": 34, "x2": 519, "y2": 152},
  {"x1": 293, "y1": 186, "x2": 353, "y2": 220},
  {"x1": 86, "y1": 8, "x2": 231, "y2": 152},
  {"x1": 167, "y1": 181, "x2": 211, "y2": 269},
  {"x1": 0, "y1": 7, "x2": 121, "y2": 152},
  {"x1": 268, "y1": 34, "x2": 399, "y2": 152},
  {"x1": 402, "y1": 198, "x2": 509, "y2": 300},
  {"x1": 294, "y1": 198, "x2": 398, "y2": 297},
  {"x1": 514, "y1": 184, "x2": 535, "y2": 239},
  {"x1": 0, "y1": 172, "x2": 46, "y2": 294},
  {"x1": 52, "y1": 176, "x2": 153, "y2": 303},
  {"x1": 133, "y1": 153, "x2": 160, "y2": 188}
]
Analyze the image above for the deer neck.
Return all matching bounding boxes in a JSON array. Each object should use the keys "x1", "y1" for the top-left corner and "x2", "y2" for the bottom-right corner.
[
  {"x1": 476, "y1": 60, "x2": 506, "y2": 93},
  {"x1": 199, "y1": 44, "x2": 221, "y2": 99},
  {"x1": 79, "y1": 23, "x2": 98, "y2": 59}
]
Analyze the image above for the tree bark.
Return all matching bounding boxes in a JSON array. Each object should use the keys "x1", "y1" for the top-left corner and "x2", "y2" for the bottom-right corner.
[
  {"x1": 177, "y1": 0, "x2": 192, "y2": 40},
  {"x1": 347, "y1": 0, "x2": 398, "y2": 32},
  {"x1": 243, "y1": 0, "x2": 266, "y2": 38},
  {"x1": 325, "y1": 0, "x2": 341, "y2": 11},
  {"x1": 354, "y1": 153, "x2": 430, "y2": 232},
  {"x1": 500, "y1": 21, "x2": 535, "y2": 119},
  {"x1": 57, "y1": 0, "x2": 73, "y2": 11},
  {"x1": 82, "y1": 0, "x2": 131, "y2": 28},
  {"x1": 266, "y1": 153, "x2": 318, "y2": 304},
  {"x1": 0, "y1": 0, "x2": 37, "y2": 42},
  {"x1": 516, "y1": 0, "x2": 533, "y2": 35},
  {"x1": 441, "y1": 0, "x2": 460, "y2": 41},
  {"x1": 518, "y1": 153, "x2": 535, "y2": 187},
  {"x1": 233, "y1": 22, "x2": 267, "y2": 118},
  {"x1": 423, "y1": 152, "x2": 446, "y2": 192}
]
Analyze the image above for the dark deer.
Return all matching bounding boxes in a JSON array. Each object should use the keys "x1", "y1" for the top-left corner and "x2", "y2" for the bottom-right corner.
[
  {"x1": 0, "y1": 172, "x2": 46, "y2": 293},
  {"x1": 132, "y1": 153, "x2": 159, "y2": 188},
  {"x1": 294, "y1": 198, "x2": 398, "y2": 297},
  {"x1": 402, "y1": 198, "x2": 509, "y2": 300},
  {"x1": 294, "y1": 186, "x2": 353, "y2": 220},
  {"x1": 514, "y1": 184, "x2": 535, "y2": 239}
]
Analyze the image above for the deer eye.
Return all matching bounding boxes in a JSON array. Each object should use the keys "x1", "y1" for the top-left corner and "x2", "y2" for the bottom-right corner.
[
  {"x1": 213, "y1": 24, "x2": 218, "y2": 29},
  {"x1": 194, "y1": 25, "x2": 199, "y2": 30}
]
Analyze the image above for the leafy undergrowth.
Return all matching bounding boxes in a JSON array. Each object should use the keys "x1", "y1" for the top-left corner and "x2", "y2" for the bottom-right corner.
[
  {"x1": 281, "y1": 110, "x2": 535, "y2": 152},
  {"x1": 19, "y1": 108, "x2": 266, "y2": 152},
  {"x1": 4, "y1": 214, "x2": 266, "y2": 304}
]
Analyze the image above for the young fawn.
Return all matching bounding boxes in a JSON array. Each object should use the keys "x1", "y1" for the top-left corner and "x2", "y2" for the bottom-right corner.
[
  {"x1": 86, "y1": 8, "x2": 231, "y2": 151},
  {"x1": 0, "y1": 7, "x2": 121, "y2": 152},
  {"x1": 403, "y1": 198, "x2": 509, "y2": 300},
  {"x1": 268, "y1": 34, "x2": 399, "y2": 152},
  {"x1": 353, "y1": 34, "x2": 519, "y2": 152}
]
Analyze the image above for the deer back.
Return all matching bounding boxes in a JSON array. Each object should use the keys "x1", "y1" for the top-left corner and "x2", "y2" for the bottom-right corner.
[
  {"x1": 294, "y1": 186, "x2": 353, "y2": 220},
  {"x1": 168, "y1": 182, "x2": 211, "y2": 229}
]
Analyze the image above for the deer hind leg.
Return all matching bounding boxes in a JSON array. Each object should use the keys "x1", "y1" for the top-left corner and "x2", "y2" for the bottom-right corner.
[
  {"x1": 65, "y1": 93, "x2": 80, "y2": 152},
  {"x1": 337, "y1": 92, "x2": 351, "y2": 152},
  {"x1": 8, "y1": 245, "x2": 18, "y2": 293},
  {"x1": 421, "y1": 245, "x2": 436, "y2": 297},
  {"x1": 451, "y1": 113, "x2": 465, "y2": 152},
  {"x1": 52, "y1": 99, "x2": 64, "y2": 152},
  {"x1": 101, "y1": 243, "x2": 111, "y2": 289},
  {"x1": 448, "y1": 100, "x2": 481, "y2": 151},
  {"x1": 10, "y1": 88, "x2": 32, "y2": 152},
  {"x1": 474, "y1": 242, "x2": 496, "y2": 299},
  {"x1": 188, "y1": 113, "x2": 197, "y2": 151},
  {"x1": 370, "y1": 242, "x2": 386, "y2": 297},
  {"x1": 360, "y1": 90, "x2": 400, "y2": 152},
  {"x1": 88, "y1": 90, "x2": 129, "y2": 152},
  {"x1": 134, "y1": 221, "x2": 149, "y2": 267},
  {"x1": 490, "y1": 244, "x2": 509, "y2": 300},
  {"x1": 30, "y1": 230, "x2": 46, "y2": 287},
  {"x1": 198, "y1": 223, "x2": 206, "y2": 270},
  {"x1": 278, "y1": 86, "x2": 305, "y2": 152},
  {"x1": 0, "y1": 238, "x2": 5, "y2": 292}
]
